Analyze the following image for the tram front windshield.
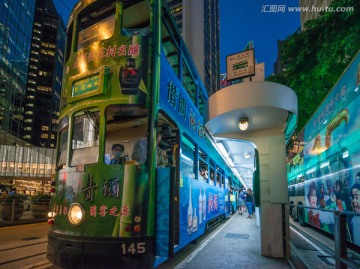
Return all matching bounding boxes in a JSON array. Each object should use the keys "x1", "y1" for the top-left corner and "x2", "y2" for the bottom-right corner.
[{"x1": 105, "y1": 104, "x2": 148, "y2": 165}]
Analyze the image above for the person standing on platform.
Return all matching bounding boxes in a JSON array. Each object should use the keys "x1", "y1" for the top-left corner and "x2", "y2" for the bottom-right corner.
[
  {"x1": 237, "y1": 189, "x2": 245, "y2": 215},
  {"x1": 229, "y1": 190, "x2": 236, "y2": 214},
  {"x1": 245, "y1": 188, "x2": 254, "y2": 218}
]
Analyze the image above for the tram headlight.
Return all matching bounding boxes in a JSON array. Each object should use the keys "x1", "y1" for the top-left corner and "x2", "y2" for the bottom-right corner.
[{"x1": 68, "y1": 203, "x2": 85, "y2": 226}]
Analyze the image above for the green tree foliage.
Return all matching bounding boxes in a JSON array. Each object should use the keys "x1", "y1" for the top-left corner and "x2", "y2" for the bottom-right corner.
[{"x1": 267, "y1": 0, "x2": 360, "y2": 131}]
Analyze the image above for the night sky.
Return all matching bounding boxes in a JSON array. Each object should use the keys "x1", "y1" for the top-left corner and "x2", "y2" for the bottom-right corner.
[{"x1": 53, "y1": 0, "x2": 301, "y2": 78}]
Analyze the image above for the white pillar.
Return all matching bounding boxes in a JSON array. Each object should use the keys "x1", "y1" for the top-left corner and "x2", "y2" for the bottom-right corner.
[{"x1": 251, "y1": 129, "x2": 289, "y2": 258}]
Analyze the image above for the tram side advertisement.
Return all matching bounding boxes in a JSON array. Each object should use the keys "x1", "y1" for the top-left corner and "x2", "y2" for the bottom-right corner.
[{"x1": 301, "y1": 53, "x2": 360, "y2": 247}]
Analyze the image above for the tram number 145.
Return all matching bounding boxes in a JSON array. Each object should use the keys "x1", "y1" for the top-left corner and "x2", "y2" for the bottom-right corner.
[{"x1": 121, "y1": 242, "x2": 146, "y2": 255}]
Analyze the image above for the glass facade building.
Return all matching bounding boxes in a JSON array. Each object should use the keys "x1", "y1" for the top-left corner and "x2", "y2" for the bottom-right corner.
[
  {"x1": 0, "y1": 145, "x2": 55, "y2": 194},
  {"x1": 0, "y1": 0, "x2": 35, "y2": 141},
  {"x1": 0, "y1": 0, "x2": 64, "y2": 196},
  {"x1": 23, "y1": 0, "x2": 66, "y2": 148}
]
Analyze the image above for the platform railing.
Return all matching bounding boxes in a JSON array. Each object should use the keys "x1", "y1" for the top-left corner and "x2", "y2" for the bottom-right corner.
[{"x1": 288, "y1": 204, "x2": 360, "y2": 269}]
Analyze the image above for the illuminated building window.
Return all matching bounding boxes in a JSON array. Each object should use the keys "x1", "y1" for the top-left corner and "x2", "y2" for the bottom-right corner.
[
  {"x1": 37, "y1": 86, "x2": 51, "y2": 92},
  {"x1": 41, "y1": 42, "x2": 56, "y2": 49},
  {"x1": 40, "y1": 49, "x2": 55, "y2": 56}
]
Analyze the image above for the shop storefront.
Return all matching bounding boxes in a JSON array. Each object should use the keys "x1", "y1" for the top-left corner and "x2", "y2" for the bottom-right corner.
[{"x1": 0, "y1": 145, "x2": 55, "y2": 196}]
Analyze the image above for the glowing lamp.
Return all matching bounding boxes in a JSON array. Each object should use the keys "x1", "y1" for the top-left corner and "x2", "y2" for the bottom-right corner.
[{"x1": 238, "y1": 118, "x2": 249, "y2": 131}]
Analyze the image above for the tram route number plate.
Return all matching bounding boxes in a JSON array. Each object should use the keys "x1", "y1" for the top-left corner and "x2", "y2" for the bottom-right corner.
[{"x1": 121, "y1": 242, "x2": 146, "y2": 255}]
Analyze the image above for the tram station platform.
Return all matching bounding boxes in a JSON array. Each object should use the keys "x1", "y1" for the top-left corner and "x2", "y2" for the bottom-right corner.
[
  {"x1": 162, "y1": 212, "x2": 294, "y2": 269},
  {"x1": 0, "y1": 210, "x2": 47, "y2": 227}
]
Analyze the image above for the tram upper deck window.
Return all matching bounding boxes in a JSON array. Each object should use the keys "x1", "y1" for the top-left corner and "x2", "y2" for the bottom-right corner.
[
  {"x1": 161, "y1": 11, "x2": 180, "y2": 76},
  {"x1": 182, "y1": 61, "x2": 196, "y2": 103},
  {"x1": 198, "y1": 92, "x2": 206, "y2": 118},
  {"x1": 57, "y1": 117, "x2": 69, "y2": 168},
  {"x1": 122, "y1": 0, "x2": 150, "y2": 36},
  {"x1": 71, "y1": 109, "x2": 100, "y2": 166},
  {"x1": 76, "y1": 1, "x2": 115, "y2": 50}
]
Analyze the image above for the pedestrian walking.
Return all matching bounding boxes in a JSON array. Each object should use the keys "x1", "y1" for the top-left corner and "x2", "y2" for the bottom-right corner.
[
  {"x1": 237, "y1": 189, "x2": 245, "y2": 215},
  {"x1": 245, "y1": 188, "x2": 254, "y2": 218}
]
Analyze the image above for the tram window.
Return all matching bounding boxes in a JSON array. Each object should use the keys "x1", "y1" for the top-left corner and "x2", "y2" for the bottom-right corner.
[
  {"x1": 305, "y1": 167, "x2": 317, "y2": 181},
  {"x1": 198, "y1": 93, "x2": 206, "y2": 118},
  {"x1": 77, "y1": 1, "x2": 116, "y2": 50},
  {"x1": 216, "y1": 171, "x2": 221, "y2": 187},
  {"x1": 161, "y1": 14, "x2": 180, "y2": 76},
  {"x1": 70, "y1": 110, "x2": 99, "y2": 166},
  {"x1": 105, "y1": 104, "x2": 148, "y2": 165},
  {"x1": 122, "y1": 0, "x2": 150, "y2": 36},
  {"x1": 199, "y1": 164, "x2": 209, "y2": 182},
  {"x1": 198, "y1": 149, "x2": 208, "y2": 181},
  {"x1": 296, "y1": 184, "x2": 305, "y2": 197},
  {"x1": 182, "y1": 61, "x2": 196, "y2": 103},
  {"x1": 181, "y1": 135, "x2": 195, "y2": 179},
  {"x1": 209, "y1": 167, "x2": 215, "y2": 185},
  {"x1": 57, "y1": 117, "x2": 69, "y2": 168},
  {"x1": 208, "y1": 159, "x2": 215, "y2": 185},
  {"x1": 157, "y1": 114, "x2": 177, "y2": 167}
]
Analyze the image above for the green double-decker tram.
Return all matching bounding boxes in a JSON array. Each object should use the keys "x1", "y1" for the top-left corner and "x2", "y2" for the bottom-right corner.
[{"x1": 47, "y1": 1, "x2": 241, "y2": 268}]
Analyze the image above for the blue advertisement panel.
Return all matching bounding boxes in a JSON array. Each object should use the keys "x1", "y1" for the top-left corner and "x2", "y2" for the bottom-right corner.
[
  {"x1": 158, "y1": 53, "x2": 211, "y2": 154},
  {"x1": 178, "y1": 176, "x2": 226, "y2": 247}
]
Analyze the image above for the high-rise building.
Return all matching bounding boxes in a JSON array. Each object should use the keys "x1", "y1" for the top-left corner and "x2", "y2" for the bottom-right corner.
[
  {"x1": 0, "y1": 0, "x2": 36, "y2": 145},
  {"x1": 166, "y1": 0, "x2": 220, "y2": 95},
  {"x1": 22, "y1": 0, "x2": 66, "y2": 148}
]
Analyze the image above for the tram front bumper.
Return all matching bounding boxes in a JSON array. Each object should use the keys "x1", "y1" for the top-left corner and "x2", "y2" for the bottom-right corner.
[{"x1": 47, "y1": 231, "x2": 153, "y2": 269}]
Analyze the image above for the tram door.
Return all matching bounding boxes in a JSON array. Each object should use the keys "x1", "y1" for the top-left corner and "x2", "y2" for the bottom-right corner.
[{"x1": 155, "y1": 117, "x2": 179, "y2": 257}]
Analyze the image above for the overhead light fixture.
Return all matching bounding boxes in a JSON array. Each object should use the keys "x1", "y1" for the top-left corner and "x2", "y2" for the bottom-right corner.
[
  {"x1": 238, "y1": 117, "x2": 249, "y2": 131},
  {"x1": 244, "y1": 151, "x2": 251, "y2": 159}
]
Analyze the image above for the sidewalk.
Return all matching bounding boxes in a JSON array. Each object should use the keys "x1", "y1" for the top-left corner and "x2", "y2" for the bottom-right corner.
[
  {"x1": 0, "y1": 210, "x2": 47, "y2": 227},
  {"x1": 173, "y1": 211, "x2": 292, "y2": 269}
]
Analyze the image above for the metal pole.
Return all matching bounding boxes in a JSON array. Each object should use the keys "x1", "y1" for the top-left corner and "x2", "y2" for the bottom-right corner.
[
  {"x1": 11, "y1": 198, "x2": 15, "y2": 222},
  {"x1": 334, "y1": 211, "x2": 347, "y2": 269}
]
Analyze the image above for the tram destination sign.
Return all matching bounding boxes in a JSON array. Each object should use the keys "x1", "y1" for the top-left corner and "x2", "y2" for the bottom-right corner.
[
  {"x1": 226, "y1": 49, "x2": 255, "y2": 81},
  {"x1": 72, "y1": 74, "x2": 100, "y2": 97}
]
